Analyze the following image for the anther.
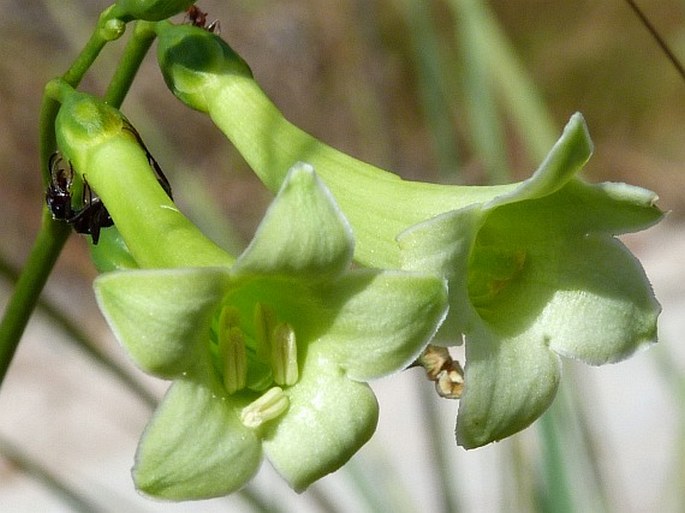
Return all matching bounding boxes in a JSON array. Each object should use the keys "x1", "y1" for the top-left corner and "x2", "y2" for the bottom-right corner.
[
  {"x1": 240, "y1": 387, "x2": 289, "y2": 428},
  {"x1": 271, "y1": 323, "x2": 298, "y2": 386},
  {"x1": 218, "y1": 306, "x2": 247, "y2": 394}
]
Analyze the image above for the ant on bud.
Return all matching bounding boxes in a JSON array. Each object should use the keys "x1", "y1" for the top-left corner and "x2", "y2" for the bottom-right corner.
[
  {"x1": 185, "y1": 4, "x2": 220, "y2": 33},
  {"x1": 46, "y1": 154, "x2": 113, "y2": 245},
  {"x1": 46, "y1": 121, "x2": 172, "y2": 244}
]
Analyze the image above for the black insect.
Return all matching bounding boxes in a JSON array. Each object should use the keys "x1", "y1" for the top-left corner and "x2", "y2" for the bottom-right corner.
[
  {"x1": 185, "y1": 5, "x2": 220, "y2": 33},
  {"x1": 46, "y1": 153, "x2": 113, "y2": 244},
  {"x1": 46, "y1": 121, "x2": 172, "y2": 245},
  {"x1": 123, "y1": 121, "x2": 173, "y2": 199}
]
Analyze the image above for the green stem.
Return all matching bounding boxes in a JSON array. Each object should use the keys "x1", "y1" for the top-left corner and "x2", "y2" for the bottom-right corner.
[
  {"x1": 62, "y1": 6, "x2": 124, "y2": 85},
  {"x1": 40, "y1": 5, "x2": 125, "y2": 183},
  {"x1": 1, "y1": 5, "x2": 130, "y2": 391},
  {"x1": 0, "y1": 251, "x2": 157, "y2": 407},
  {"x1": 105, "y1": 20, "x2": 157, "y2": 106},
  {"x1": 0, "y1": 213, "x2": 70, "y2": 389}
]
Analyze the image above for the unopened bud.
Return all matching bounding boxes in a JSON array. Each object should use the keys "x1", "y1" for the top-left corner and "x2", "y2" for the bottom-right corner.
[{"x1": 111, "y1": 0, "x2": 195, "y2": 21}]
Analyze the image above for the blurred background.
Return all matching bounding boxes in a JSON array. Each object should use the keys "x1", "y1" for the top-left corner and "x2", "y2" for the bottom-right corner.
[{"x1": 0, "y1": 0, "x2": 684, "y2": 511}]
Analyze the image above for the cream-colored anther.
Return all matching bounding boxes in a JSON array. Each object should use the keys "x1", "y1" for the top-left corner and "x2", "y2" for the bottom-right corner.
[
  {"x1": 240, "y1": 387, "x2": 289, "y2": 428},
  {"x1": 220, "y1": 327, "x2": 247, "y2": 394},
  {"x1": 218, "y1": 306, "x2": 247, "y2": 394},
  {"x1": 271, "y1": 322, "x2": 298, "y2": 386}
]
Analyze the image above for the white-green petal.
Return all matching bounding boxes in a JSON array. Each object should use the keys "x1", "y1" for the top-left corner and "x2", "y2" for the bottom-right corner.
[
  {"x1": 315, "y1": 269, "x2": 449, "y2": 380},
  {"x1": 456, "y1": 323, "x2": 562, "y2": 449},
  {"x1": 557, "y1": 180, "x2": 662, "y2": 235},
  {"x1": 486, "y1": 112, "x2": 592, "y2": 209},
  {"x1": 481, "y1": 181, "x2": 663, "y2": 242},
  {"x1": 533, "y1": 235, "x2": 660, "y2": 364},
  {"x1": 262, "y1": 350, "x2": 378, "y2": 492},
  {"x1": 232, "y1": 163, "x2": 353, "y2": 280},
  {"x1": 134, "y1": 378, "x2": 262, "y2": 500},
  {"x1": 94, "y1": 268, "x2": 230, "y2": 378},
  {"x1": 398, "y1": 205, "x2": 484, "y2": 339}
]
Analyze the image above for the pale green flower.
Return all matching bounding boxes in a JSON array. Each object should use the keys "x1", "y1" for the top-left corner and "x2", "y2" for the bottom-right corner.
[
  {"x1": 398, "y1": 130, "x2": 662, "y2": 447},
  {"x1": 152, "y1": 23, "x2": 663, "y2": 447},
  {"x1": 95, "y1": 164, "x2": 448, "y2": 498}
]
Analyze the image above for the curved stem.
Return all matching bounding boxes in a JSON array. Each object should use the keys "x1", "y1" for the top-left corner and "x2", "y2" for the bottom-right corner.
[
  {"x1": 1, "y1": 6, "x2": 139, "y2": 391},
  {"x1": 105, "y1": 21, "x2": 157, "y2": 106},
  {"x1": 0, "y1": 212, "x2": 70, "y2": 389},
  {"x1": 40, "y1": 5, "x2": 124, "y2": 184}
]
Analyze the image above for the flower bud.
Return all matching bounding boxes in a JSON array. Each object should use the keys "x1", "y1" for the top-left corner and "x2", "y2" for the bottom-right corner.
[
  {"x1": 54, "y1": 86, "x2": 233, "y2": 268},
  {"x1": 54, "y1": 89, "x2": 128, "y2": 173},
  {"x1": 155, "y1": 21, "x2": 252, "y2": 113},
  {"x1": 111, "y1": 0, "x2": 196, "y2": 22}
]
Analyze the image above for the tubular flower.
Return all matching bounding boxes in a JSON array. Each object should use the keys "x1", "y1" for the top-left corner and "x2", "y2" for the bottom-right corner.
[
  {"x1": 94, "y1": 164, "x2": 448, "y2": 498},
  {"x1": 153, "y1": 23, "x2": 664, "y2": 447},
  {"x1": 398, "y1": 140, "x2": 662, "y2": 448}
]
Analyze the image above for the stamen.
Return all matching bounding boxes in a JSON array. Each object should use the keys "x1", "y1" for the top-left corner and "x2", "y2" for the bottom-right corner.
[
  {"x1": 435, "y1": 367, "x2": 464, "y2": 399},
  {"x1": 240, "y1": 387, "x2": 289, "y2": 428},
  {"x1": 417, "y1": 345, "x2": 464, "y2": 399},
  {"x1": 219, "y1": 305, "x2": 241, "y2": 330},
  {"x1": 218, "y1": 306, "x2": 247, "y2": 394},
  {"x1": 254, "y1": 303, "x2": 277, "y2": 361},
  {"x1": 271, "y1": 322, "x2": 299, "y2": 386},
  {"x1": 220, "y1": 327, "x2": 247, "y2": 394}
]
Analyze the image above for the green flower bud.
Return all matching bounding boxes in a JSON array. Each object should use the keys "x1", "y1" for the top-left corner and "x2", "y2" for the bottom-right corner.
[
  {"x1": 54, "y1": 86, "x2": 233, "y2": 268},
  {"x1": 111, "y1": 0, "x2": 196, "y2": 22},
  {"x1": 155, "y1": 21, "x2": 252, "y2": 112}
]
